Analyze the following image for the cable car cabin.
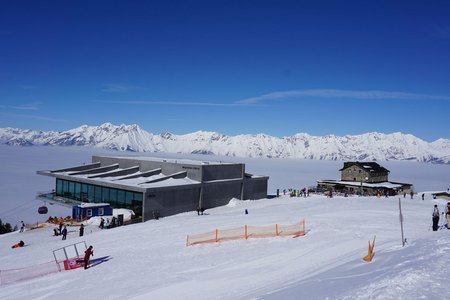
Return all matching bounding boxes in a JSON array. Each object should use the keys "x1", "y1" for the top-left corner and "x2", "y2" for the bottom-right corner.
[{"x1": 38, "y1": 206, "x2": 48, "y2": 214}]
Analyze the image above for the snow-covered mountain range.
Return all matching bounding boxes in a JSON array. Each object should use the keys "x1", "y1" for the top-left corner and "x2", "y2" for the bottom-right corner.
[{"x1": 1, "y1": 123, "x2": 449, "y2": 163}]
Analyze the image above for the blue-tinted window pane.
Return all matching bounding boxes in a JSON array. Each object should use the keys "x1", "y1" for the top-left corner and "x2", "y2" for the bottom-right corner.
[
  {"x1": 63, "y1": 180, "x2": 69, "y2": 195},
  {"x1": 68, "y1": 181, "x2": 75, "y2": 196},
  {"x1": 87, "y1": 185, "x2": 95, "y2": 202},
  {"x1": 110, "y1": 189, "x2": 117, "y2": 205},
  {"x1": 102, "y1": 187, "x2": 109, "y2": 203},
  {"x1": 126, "y1": 191, "x2": 133, "y2": 205},
  {"x1": 117, "y1": 190, "x2": 125, "y2": 205},
  {"x1": 94, "y1": 186, "x2": 102, "y2": 203},
  {"x1": 134, "y1": 192, "x2": 143, "y2": 202},
  {"x1": 56, "y1": 179, "x2": 63, "y2": 196},
  {"x1": 81, "y1": 184, "x2": 88, "y2": 202},
  {"x1": 74, "y1": 182, "x2": 81, "y2": 200}
]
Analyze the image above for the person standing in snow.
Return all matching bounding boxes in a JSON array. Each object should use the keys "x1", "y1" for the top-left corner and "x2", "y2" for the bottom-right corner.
[
  {"x1": 19, "y1": 221, "x2": 25, "y2": 233},
  {"x1": 99, "y1": 218, "x2": 104, "y2": 229},
  {"x1": 61, "y1": 225, "x2": 68, "y2": 240},
  {"x1": 446, "y1": 202, "x2": 450, "y2": 229},
  {"x1": 79, "y1": 224, "x2": 84, "y2": 237},
  {"x1": 432, "y1": 205, "x2": 440, "y2": 231},
  {"x1": 84, "y1": 245, "x2": 94, "y2": 269}
]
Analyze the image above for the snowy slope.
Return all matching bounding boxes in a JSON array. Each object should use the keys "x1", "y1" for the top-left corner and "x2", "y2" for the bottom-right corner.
[
  {"x1": 1, "y1": 193, "x2": 449, "y2": 300},
  {"x1": 1, "y1": 123, "x2": 449, "y2": 163}
]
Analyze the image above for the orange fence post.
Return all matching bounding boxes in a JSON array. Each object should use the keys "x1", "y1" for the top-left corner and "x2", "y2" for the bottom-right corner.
[
  {"x1": 245, "y1": 225, "x2": 248, "y2": 240},
  {"x1": 186, "y1": 235, "x2": 189, "y2": 247},
  {"x1": 276, "y1": 224, "x2": 279, "y2": 237},
  {"x1": 215, "y1": 229, "x2": 219, "y2": 242}
]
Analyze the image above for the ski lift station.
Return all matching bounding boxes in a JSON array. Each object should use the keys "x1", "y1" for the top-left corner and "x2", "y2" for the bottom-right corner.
[{"x1": 37, "y1": 155, "x2": 269, "y2": 222}]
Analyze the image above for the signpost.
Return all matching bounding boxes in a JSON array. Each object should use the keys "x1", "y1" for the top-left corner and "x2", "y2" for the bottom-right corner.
[{"x1": 399, "y1": 198, "x2": 406, "y2": 247}]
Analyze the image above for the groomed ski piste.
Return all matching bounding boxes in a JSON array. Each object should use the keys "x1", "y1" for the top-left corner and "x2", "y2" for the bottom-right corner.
[{"x1": 1, "y1": 192, "x2": 450, "y2": 300}]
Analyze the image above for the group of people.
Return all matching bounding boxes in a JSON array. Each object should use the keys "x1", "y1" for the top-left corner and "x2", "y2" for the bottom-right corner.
[
  {"x1": 52, "y1": 222, "x2": 85, "y2": 239},
  {"x1": 99, "y1": 217, "x2": 117, "y2": 229},
  {"x1": 431, "y1": 202, "x2": 450, "y2": 231},
  {"x1": 53, "y1": 222, "x2": 68, "y2": 240}
]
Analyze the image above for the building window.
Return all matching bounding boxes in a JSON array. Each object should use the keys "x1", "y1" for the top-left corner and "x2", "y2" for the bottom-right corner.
[
  {"x1": 87, "y1": 209, "x2": 92, "y2": 217},
  {"x1": 98, "y1": 208, "x2": 104, "y2": 215},
  {"x1": 94, "y1": 186, "x2": 102, "y2": 203}
]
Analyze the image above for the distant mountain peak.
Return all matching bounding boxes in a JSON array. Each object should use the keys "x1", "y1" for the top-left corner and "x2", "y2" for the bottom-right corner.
[{"x1": 0, "y1": 123, "x2": 449, "y2": 163}]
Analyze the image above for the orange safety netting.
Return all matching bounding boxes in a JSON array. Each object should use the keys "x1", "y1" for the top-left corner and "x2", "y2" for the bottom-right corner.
[{"x1": 186, "y1": 219, "x2": 305, "y2": 246}]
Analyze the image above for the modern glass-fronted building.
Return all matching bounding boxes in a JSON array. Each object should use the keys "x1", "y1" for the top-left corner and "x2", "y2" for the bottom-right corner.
[{"x1": 37, "y1": 155, "x2": 269, "y2": 222}]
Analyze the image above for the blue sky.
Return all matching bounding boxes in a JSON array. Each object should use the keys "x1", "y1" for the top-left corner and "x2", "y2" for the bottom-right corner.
[{"x1": 1, "y1": 0, "x2": 450, "y2": 141}]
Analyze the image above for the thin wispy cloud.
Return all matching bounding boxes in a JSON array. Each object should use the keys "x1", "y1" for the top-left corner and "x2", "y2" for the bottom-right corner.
[
  {"x1": 0, "y1": 102, "x2": 40, "y2": 111},
  {"x1": 0, "y1": 112, "x2": 69, "y2": 123},
  {"x1": 11, "y1": 103, "x2": 40, "y2": 110},
  {"x1": 96, "y1": 100, "x2": 243, "y2": 107},
  {"x1": 101, "y1": 84, "x2": 144, "y2": 93},
  {"x1": 96, "y1": 89, "x2": 450, "y2": 108},
  {"x1": 236, "y1": 89, "x2": 450, "y2": 104}
]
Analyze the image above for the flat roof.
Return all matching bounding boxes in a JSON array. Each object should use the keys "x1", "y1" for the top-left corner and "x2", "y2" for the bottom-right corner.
[
  {"x1": 46, "y1": 167, "x2": 201, "y2": 189},
  {"x1": 317, "y1": 179, "x2": 404, "y2": 189},
  {"x1": 98, "y1": 155, "x2": 234, "y2": 166}
]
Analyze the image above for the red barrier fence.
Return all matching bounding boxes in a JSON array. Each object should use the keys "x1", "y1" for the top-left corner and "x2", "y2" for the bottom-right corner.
[{"x1": 186, "y1": 219, "x2": 305, "y2": 246}]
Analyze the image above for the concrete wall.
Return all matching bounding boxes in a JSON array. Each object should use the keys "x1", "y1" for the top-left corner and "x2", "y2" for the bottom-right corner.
[
  {"x1": 143, "y1": 185, "x2": 201, "y2": 220},
  {"x1": 202, "y1": 164, "x2": 243, "y2": 181},
  {"x1": 202, "y1": 181, "x2": 242, "y2": 208},
  {"x1": 244, "y1": 177, "x2": 268, "y2": 200}
]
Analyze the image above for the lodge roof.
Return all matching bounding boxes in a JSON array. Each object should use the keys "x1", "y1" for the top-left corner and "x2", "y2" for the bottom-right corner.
[{"x1": 339, "y1": 161, "x2": 390, "y2": 173}]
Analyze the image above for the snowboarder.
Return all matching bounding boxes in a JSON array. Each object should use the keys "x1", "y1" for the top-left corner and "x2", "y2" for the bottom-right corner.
[
  {"x1": 53, "y1": 228, "x2": 59, "y2": 236},
  {"x1": 59, "y1": 221, "x2": 63, "y2": 234},
  {"x1": 12, "y1": 240, "x2": 25, "y2": 248},
  {"x1": 410, "y1": 191, "x2": 414, "y2": 199},
  {"x1": 432, "y1": 205, "x2": 440, "y2": 231},
  {"x1": 19, "y1": 221, "x2": 25, "y2": 233},
  {"x1": 99, "y1": 218, "x2": 104, "y2": 229},
  {"x1": 422, "y1": 193, "x2": 425, "y2": 201},
  {"x1": 196, "y1": 206, "x2": 201, "y2": 215},
  {"x1": 84, "y1": 245, "x2": 94, "y2": 269},
  {"x1": 61, "y1": 226, "x2": 67, "y2": 240},
  {"x1": 245, "y1": 209, "x2": 248, "y2": 215},
  {"x1": 79, "y1": 224, "x2": 84, "y2": 237}
]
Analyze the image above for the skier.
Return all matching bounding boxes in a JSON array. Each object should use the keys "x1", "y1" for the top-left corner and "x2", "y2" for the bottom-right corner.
[
  {"x1": 432, "y1": 205, "x2": 440, "y2": 231},
  {"x1": 19, "y1": 221, "x2": 25, "y2": 233},
  {"x1": 79, "y1": 224, "x2": 84, "y2": 237},
  {"x1": 446, "y1": 202, "x2": 450, "y2": 229},
  {"x1": 61, "y1": 226, "x2": 68, "y2": 240},
  {"x1": 422, "y1": 193, "x2": 425, "y2": 201},
  {"x1": 84, "y1": 245, "x2": 94, "y2": 269}
]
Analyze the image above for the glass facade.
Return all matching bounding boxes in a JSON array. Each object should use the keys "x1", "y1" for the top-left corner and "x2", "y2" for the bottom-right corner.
[{"x1": 55, "y1": 179, "x2": 143, "y2": 216}]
